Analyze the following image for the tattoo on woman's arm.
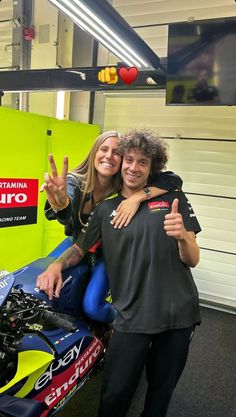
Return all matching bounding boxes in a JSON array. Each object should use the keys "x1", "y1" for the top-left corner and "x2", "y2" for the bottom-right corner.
[{"x1": 57, "y1": 245, "x2": 83, "y2": 269}]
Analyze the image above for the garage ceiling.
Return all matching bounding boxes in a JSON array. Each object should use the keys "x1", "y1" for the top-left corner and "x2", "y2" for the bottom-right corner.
[{"x1": 1, "y1": 0, "x2": 235, "y2": 74}]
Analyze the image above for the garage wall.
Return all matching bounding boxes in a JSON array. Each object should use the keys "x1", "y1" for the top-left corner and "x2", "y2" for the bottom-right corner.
[
  {"x1": 113, "y1": 0, "x2": 236, "y2": 26},
  {"x1": 104, "y1": 1, "x2": 236, "y2": 309}
]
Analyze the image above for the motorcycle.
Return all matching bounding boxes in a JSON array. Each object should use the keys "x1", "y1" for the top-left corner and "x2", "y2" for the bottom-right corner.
[{"x1": 0, "y1": 238, "x2": 114, "y2": 417}]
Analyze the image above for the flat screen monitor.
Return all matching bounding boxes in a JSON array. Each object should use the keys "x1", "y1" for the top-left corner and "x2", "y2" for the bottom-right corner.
[{"x1": 166, "y1": 17, "x2": 236, "y2": 106}]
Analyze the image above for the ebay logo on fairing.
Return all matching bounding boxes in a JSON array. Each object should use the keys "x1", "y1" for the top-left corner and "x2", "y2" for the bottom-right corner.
[
  {"x1": 35, "y1": 344, "x2": 82, "y2": 391},
  {"x1": 34, "y1": 338, "x2": 103, "y2": 409}
]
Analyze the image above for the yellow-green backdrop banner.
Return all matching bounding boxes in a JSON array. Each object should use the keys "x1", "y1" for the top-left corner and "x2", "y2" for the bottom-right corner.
[{"x1": 0, "y1": 107, "x2": 100, "y2": 271}]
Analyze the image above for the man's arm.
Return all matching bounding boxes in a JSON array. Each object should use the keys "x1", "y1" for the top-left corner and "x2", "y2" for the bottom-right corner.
[
  {"x1": 149, "y1": 171, "x2": 182, "y2": 191},
  {"x1": 164, "y1": 198, "x2": 200, "y2": 267},
  {"x1": 36, "y1": 244, "x2": 85, "y2": 300},
  {"x1": 176, "y1": 231, "x2": 200, "y2": 268}
]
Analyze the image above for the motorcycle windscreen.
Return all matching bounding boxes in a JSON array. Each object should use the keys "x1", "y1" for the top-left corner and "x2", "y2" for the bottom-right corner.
[{"x1": 0, "y1": 274, "x2": 15, "y2": 307}]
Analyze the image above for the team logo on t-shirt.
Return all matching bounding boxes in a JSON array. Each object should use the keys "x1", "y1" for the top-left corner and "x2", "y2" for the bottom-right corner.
[
  {"x1": 187, "y1": 200, "x2": 196, "y2": 218},
  {"x1": 147, "y1": 201, "x2": 170, "y2": 212},
  {"x1": 109, "y1": 209, "x2": 118, "y2": 224}
]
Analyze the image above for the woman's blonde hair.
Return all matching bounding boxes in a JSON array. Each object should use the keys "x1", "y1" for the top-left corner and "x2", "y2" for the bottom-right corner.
[{"x1": 71, "y1": 130, "x2": 121, "y2": 222}]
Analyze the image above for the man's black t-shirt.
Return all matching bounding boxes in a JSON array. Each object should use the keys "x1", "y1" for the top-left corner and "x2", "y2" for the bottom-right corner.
[{"x1": 76, "y1": 190, "x2": 201, "y2": 334}]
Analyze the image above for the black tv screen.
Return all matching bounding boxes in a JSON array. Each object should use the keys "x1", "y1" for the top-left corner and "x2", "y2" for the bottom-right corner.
[{"x1": 166, "y1": 18, "x2": 236, "y2": 106}]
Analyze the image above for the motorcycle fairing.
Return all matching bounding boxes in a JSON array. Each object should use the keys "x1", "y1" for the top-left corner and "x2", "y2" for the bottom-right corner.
[
  {"x1": 0, "y1": 273, "x2": 15, "y2": 307},
  {"x1": 13, "y1": 257, "x2": 91, "y2": 317},
  {"x1": 19, "y1": 334, "x2": 55, "y2": 355},
  {"x1": 13, "y1": 258, "x2": 56, "y2": 304},
  {"x1": 32, "y1": 336, "x2": 103, "y2": 415},
  {"x1": 3, "y1": 332, "x2": 101, "y2": 401},
  {"x1": 0, "y1": 238, "x2": 110, "y2": 416},
  {"x1": 40, "y1": 320, "x2": 92, "y2": 355},
  {"x1": 19, "y1": 320, "x2": 93, "y2": 357},
  {"x1": 0, "y1": 350, "x2": 54, "y2": 395},
  {"x1": 51, "y1": 263, "x2": 91, "y2": 317},
  {"x1": 0, "y1": 395, "x2": 43, "y2": 417}
]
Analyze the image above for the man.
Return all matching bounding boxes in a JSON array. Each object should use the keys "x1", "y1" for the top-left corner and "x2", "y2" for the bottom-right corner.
[
  {"x1": 37, "y1": 128, "x2": 201, "y2": 417},
  {"x1": 188, "y1": 68, "x2": 219, "y2": 104}
]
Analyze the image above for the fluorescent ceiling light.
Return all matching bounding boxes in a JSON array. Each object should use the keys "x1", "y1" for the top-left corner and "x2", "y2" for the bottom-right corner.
[
  {"x1": 72, "y1": 0, "x2": 148, "y2": 67},
  {"x1": 48, "y1": 0, "x2": 151, "y2": 68}
]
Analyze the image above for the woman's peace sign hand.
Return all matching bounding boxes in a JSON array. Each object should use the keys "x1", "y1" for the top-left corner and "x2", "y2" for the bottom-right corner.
[{"x1": 40, "y1": 155, "x2": 68, "y2": 208}]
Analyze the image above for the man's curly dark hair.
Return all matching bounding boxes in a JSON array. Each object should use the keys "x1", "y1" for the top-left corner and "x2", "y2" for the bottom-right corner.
[{"x1": 119, "y1": 128, "x2": 168, "y2": 175}]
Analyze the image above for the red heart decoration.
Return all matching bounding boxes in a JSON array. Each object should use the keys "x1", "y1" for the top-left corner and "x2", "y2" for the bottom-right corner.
[{"x1": 118, "y1": 67, "x2": 139, "y2": 85}]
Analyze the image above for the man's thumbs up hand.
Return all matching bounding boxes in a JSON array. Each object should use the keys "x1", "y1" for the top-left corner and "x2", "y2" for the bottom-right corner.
[
  {"x1": 171, "y1": 198, "x2": 179, "y2": 214},
  {"x1": 164, "y1": 198, "x2": 185, "y2": 240}
]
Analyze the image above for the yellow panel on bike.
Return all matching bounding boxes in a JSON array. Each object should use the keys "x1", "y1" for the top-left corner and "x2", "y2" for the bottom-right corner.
[{"x1": 0, "y1": 350, "x2": 53, "y2": 394}]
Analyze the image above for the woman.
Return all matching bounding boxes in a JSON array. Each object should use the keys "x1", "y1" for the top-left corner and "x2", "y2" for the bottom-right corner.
[{"x1": 41, "y1": 131, "x2": 182, "y2": 323}]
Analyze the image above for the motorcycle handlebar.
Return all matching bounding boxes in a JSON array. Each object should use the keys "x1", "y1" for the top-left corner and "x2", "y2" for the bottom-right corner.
[{"x1": 42, "y1": 310, "x2": 77, "y2": 333}]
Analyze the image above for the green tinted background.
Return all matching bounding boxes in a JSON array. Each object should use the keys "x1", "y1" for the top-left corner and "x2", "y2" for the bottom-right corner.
[{"x1": 0, "y1": 107, "x2": 100, "y2": 271}]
